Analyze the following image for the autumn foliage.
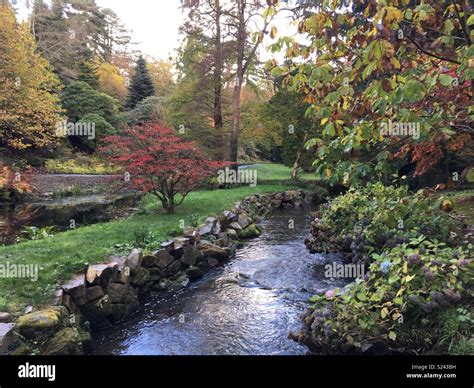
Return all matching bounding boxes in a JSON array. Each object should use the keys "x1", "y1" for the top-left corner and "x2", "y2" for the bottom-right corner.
[
  {"x1": 0, "y1": 164, "x2": 34, "y2": 202},
  {"x1": 276, "y1": 0, "x2": 473, "y2": 186},
  {"x1": 101, "y1": 123, "x2": 227, "y2": 213},
  {"x1": 0, "y1": 4, "x2": 63, "y2": 151}
]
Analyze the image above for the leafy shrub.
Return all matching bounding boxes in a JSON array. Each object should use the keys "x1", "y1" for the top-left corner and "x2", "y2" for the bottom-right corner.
[
  {"x1": 45, "y1": 156, "x2": 118, "y2": 175},
  {"x1": 16, "y1": 226, "x2": 56, "y2": 242},
  {"x1": 127, "y1": 96, "x2": 164, "y2": 125},
  {"x1": 109, "y1": 227, "x2": 159, "y2": 255},
  {"x1": 60, "y1": 81, "x2": 124, "y2": 151},
  {"x1": 132, "y1": 226, "x2": 156, "y2": 249},
  {"x1": 305, "y1": 240, "x2": 473, "y2": 354},
  {"x1": 436, "y1": 307, "x2": 474, "y2": 355},
  {"x1": 135, "y1": 194, "x2": 162, "y2": 215},
  {"x1": 109, "y1": 242, "x2": 135, "y2": 256},
  {"x1": 187, "y1": 213, "x2": 201, "y2": 228},
  {"x1": 306, "y1": 183, "x2": 453, "y2": 264},
  {"x1": 78, "y1": 113, "x2": 116, "y2": 151},
  {"x1": 60, "y1": 81, "x2": 121, "y2": 126}
]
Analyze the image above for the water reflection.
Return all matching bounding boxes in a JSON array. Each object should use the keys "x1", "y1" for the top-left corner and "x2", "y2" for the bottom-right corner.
[{"x1": 94, "y1": 206, "x2": 346, "y2": 355}]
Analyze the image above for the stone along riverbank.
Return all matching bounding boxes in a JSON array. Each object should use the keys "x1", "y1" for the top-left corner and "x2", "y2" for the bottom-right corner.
[{"x1": 0, "y1": 189, "x2": 341, "y2": 355}]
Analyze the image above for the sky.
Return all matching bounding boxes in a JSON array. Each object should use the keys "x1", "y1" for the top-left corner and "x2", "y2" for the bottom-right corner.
[
  {"x1": 95, "y1": 0, "x2": 298, "y2": 62},
  {"x1": 96, "y1": 0, "x2": 184, "y2": 60},
  {"x1": 12, "y1": 0, "x2": 298, "y2": 62}
]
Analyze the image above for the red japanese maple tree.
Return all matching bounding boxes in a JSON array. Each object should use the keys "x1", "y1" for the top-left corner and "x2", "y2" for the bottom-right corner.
[{"x1": 101, "y1": 123, "x2": 227, "y2": 213}]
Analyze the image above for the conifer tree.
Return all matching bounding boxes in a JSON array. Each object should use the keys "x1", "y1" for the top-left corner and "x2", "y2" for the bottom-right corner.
[
  {"x1": 125, "y1": 56, "x2": 155, "y2": 110},
  {"x1": 77, "y1": 59, "x2": 99, "y2": 89}
]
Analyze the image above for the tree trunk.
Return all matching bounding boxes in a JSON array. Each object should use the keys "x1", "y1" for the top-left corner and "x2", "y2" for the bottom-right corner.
[
  {"x1": 291, "y1": 131, "x2": 309, "y2": 180},
  {"x1": 213, "y1": 0, "x2": 224, "y2": 160},
  {"x1": 291, "y1": 157, "x2": 300, "y2": 180},
  {"x1": 229, "y1": 1, "x2": 245, "y2": 169},
  {"x1": 230, "y1": 75, "x2": 243, "y2": 168}
]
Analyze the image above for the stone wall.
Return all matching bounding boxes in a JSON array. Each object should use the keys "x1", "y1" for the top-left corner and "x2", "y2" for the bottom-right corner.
[{"x1": 0, "y1": 189, "x2": 320, "y2": 355}]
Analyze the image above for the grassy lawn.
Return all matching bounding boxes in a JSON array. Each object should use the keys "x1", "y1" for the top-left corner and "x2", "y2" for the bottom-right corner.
[
  {"x1": 0, "y1": 183, "x2": 298, "y2": 312},
  {"x1": 247, "y1": 163, "x2": 315, "y2": 182}
]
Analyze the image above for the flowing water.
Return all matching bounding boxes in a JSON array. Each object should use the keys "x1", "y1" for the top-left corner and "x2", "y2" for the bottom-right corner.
[{"x1": 94, "y1": 205, "x2": 346, "y2": 355}]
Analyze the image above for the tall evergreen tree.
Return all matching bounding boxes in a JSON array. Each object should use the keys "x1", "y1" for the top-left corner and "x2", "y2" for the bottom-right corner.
[
  {"x1": 30, "y1": 0, "x2": 132, "y2": 83},
  {"x1": 125, "y1": 56, "x2": 155, "y2": 110},
  {"x1": 77, "y1": 59, "x2": 99, "y2": 89}
]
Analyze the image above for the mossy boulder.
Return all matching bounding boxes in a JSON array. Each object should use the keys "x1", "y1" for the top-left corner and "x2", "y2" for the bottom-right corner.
[
  {"x1": 107, "y1": 282, "x2": 130, "y2": 304},
  {"x1": 181, "y1": 244, "x2": 197, "y2": 267},
  {"x1": 225, "y1": 228, "x2": 239, "y2": 240},
  {"x1": 238, "y1": 224, "x2": 261, "y2": 239},
  {"x1": 154, "y1": 249, "x2": 175, "y2": 269},
  {"x1": 15, "y1": 307, "x2": 66, "y2": 341},
  {"x1": 125, "y1": 249, "x2": 143, "y2": 276},
  {"x1": 197, "y1": 240, "x2": 229, "y2": 260},
  {"x1": 131, "y1": 267, "x2": 150, "y2": 287},
  {"x1": 237, "y1": 213, "x2": 252, "y2": 229},
  {"x1": 43, "y1": 327, "x2": 83, "y2": 355},
  {"x1": 81, "y1": 296, "x2": 113, "y2": 329}
]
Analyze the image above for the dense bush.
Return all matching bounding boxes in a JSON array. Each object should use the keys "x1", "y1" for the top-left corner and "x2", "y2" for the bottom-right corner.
[
  {"x1": 303, "y1": 241, "x2": 473, "y2": 354},
  {"x1": 127, "y1": 96, "x2": 165, "y2": 125},
  {"x1": 61, "y1": 81, "x2": 121, "y2": 126},
  {"x1": 45, "y1": 155, "x2": 118, "y2": 175},
  {"x1": 60, "y1": 81, "x2": 123, "y2": 151},
  {"x1": 306, "y1": 183, "x2": 454, "y2": 264},
  {"x1": 79, "y1": 113, "x2": 116, "y2": 150}
]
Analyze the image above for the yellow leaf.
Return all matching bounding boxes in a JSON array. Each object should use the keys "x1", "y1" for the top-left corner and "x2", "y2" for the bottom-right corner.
[
  {"x1": 270, "y1": 26, "x2": 277, "y2": 39},
  {"x1": 390, "y1": 57, "x2": 401, "y2": 69},
  {"x1": 368, "y1": 27, "x2": 377, "y2": 37},
  {"x1": 405, "y1": 274, "x2": 416, "y2": 283},
  {"x1": 385, "y1": 7, "x2": 403, "y2": 23}
]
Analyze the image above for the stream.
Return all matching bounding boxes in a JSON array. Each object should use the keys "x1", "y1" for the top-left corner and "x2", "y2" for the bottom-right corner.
[
  {"x1": 93, "y1": 205, "x2": 347, "y2": 355},
  {"x1": 0, "y1": 193, "x2": 138, "y2": 245}
]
